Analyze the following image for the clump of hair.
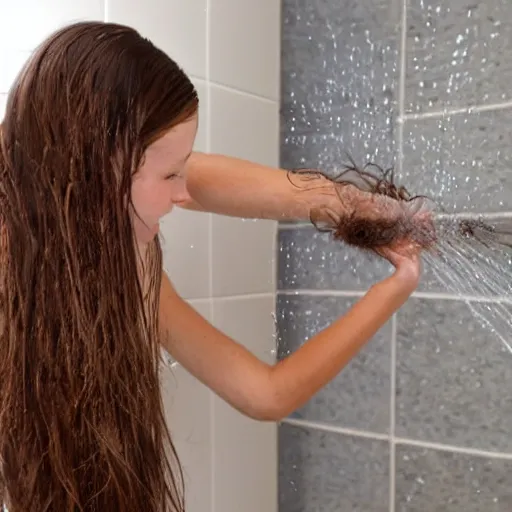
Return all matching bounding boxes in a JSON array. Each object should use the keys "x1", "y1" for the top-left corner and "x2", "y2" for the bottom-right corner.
[
  {"x1": 287, "y1": 154, "x2": 512, "y2": 255},
  {"x1": 287, "y1": 153, "x2": 437, "y2": 251},
  {"x1": 0, "y1": 21, "x2": 197, "y2": 511}
]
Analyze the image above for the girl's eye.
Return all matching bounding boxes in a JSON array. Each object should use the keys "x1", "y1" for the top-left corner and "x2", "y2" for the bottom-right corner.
[{"x1": 165, "y1": 172, "x2": 178, "y2": 180}]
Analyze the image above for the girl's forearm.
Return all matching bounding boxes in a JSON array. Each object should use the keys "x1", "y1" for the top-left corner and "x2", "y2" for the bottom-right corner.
[
  {"x1": 267, "y1": 275, "x2": 410, "y2": 419},
  {"x1": 182, "y1": 152, "x2": 341, "y2": 222}
]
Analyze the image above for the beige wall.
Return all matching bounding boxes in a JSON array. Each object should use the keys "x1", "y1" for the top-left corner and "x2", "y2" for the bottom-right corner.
[{"x1": 0, "y1": 1, "x2": 280, "y2": 511}]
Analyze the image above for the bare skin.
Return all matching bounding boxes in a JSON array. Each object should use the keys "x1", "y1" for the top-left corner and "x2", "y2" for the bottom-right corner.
[
  {"x1": 157, "y1": 253, "x2": 419, "y2": 421},
  {"x1": 132, "y1": 116, "x2": 424, "y2": 421}
]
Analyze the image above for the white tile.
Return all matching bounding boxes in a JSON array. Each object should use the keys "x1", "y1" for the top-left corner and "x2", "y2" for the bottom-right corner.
[
  {"x1": 0, "y1": 94, "x2": 6, "y2": 122},
  {"x1": 209, "y1": 85, "x2": 279, "y2": 167},
  {"x1": 0, "y1": 0, "x2": 104, "y2": 51},
  {"x1": 207, "y1": 85, "x2": 278, "y2": 297},
  {"x1": 161, "y1": 363, "x2": 212, "y2": 512},
  {"x1": 209, "y1": 0, "x2": 280, "y2": 100},
  {"x1": 160, "y1": 208, "x2": 210, "y2": 301},
  {"x1": 213, "y1": 402, "x2": 277, "y2": 512},
  {"x1": 190, "y1": 78, "x2": 208, "y2": 153},
  {"x1": 107, "y1": 0, "x2": 207, "y2": 78},
  {"x1": 0, "y1": 50, "x2": 32, "y2": 94},
  {"x1": 212, "y1": 216, "x2": 276, "y2": 296},
  {"x1": 211, "y1": 295, "x2": 277, "y2": 512},
  {"x1": 186, "y1": 299, "x2": 212, "y2": 321},
  {"x1": 161, "y1": 300, "x2": 212, "y2": 512},
  {"x1": 212, "y1": 295, "x2": 276, "y2": 362}
]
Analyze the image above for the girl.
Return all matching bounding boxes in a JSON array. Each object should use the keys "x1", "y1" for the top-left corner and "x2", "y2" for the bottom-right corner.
[{"x1": 0, "y1": 21, "x2": 426, "y2": 512}]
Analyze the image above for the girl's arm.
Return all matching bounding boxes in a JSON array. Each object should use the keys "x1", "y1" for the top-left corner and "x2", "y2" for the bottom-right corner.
[
  {"x1": 181, "y1": 152, "x2": 353, "y2": 224},
  {"x1": 180, "y1": 153, "x2": 433, "y2": 250},
  {"x1": 159, "y1": 249, "x2": 419, "y2": 421}
]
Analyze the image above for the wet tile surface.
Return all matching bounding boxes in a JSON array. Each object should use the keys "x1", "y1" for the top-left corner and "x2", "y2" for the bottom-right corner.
[
  {"x1": 281, "y1": 0, "x2": 399, "y2": 171},
  {"x1": 401, "y1": 110, "x2": 512, "y2": 214},
  {"x1": 277, "y1": 294, "x2": 392, "y2": 433},
  {"x1": 396, "y1": 444, "x2": 512, "y2": 511},
  {"x1": 406, "y1": 0, "x2": 512, "y2": 113},
  {"x1": 277, "y1": 225, "x2": 482, "y2": 295},
  {"x1": 278, "y1": 226, "x2": 393, "y2": 291},
  {"x1": 396, "y1": 298, "x2": 512, "y2": 452},
  {"x1": 279, "y1": 423, "x2": 389, "y2": 512}
]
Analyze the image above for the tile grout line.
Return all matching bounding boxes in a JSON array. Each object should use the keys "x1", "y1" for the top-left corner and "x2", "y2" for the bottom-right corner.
[
  {"x1": 204, "y1": 1, "x2": 215, "y2": 511},
  {"x1": 278, "y1": 289, "x2": 366, "y2": 297},
  {"x1": 281, "y1": 417, "x2": 389, "y2": 441},
  {"x1": 394, "y1": 437, "x2": 512, "y2": 460},
  {"x1": 390, "y1": 0, "x2": 408, "y2": 506},
  {"x1": 399, "y1": 99, "x2": 512, "y2": 122},
  {"x1": 278, "y1": 221, "x2": 311, "y2": 229},
  {"x1": 278, "y1": 288, "x2": 512, "y2": 303},
  {"x1": 271, "y1": 221, "x2": 279, "y2": 367},
  {"x1": 188, "y1": 74, "x2": 278, "y2": 104},
  {"x1": 389, "y1": 315, "x2": 398, "y2": 512},
  {"x1": 188, "y1": 292, "x2": 275, "y2": 302},
  {"x1": 281, "y1": 418, "x2": 512, "y2": 460},
  {"x1": 432, "y1": 211, "x2": 512, "y2": 219}
]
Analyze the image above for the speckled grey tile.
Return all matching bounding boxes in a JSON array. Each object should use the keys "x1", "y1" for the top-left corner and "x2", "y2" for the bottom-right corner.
[
  {"x1": 420, "y1": 221, "x2": 512, "y2": 296},
  {"x1": 278, "y1": 226, "x2": 393, "y2": 291},
  {"x1": 277, "y1": 294, "x2": 392, "y2": 433},
  {"x1": 280, "y1": 0, "x2": 399, "y2": 171},
  {"x1": 396, "y1": 444, "x2": 512, "y2": 511},
  {"x1": 401, "y1": 110, "x2": 512, "y2": 214},
  {"x1": 280, "y1": 115, "x2": 397, "y2": 174},
  {"x1": 277, "y1": 225, "x2": 458, "y2": 295},
  {"x1": 279, "y1": 217, "x2": 512, "y2": 296},
  {"x1": 406, "y1": 0, "x2": 512, "y2": 113},
  {"x1": 396, "y1": 298, "x2": 512, "y2": 452},
  {"x1": 279, "y1": 424, "x2": 389, "y2": 512}
]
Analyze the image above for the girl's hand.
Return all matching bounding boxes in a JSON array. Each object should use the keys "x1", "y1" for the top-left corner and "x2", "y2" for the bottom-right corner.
[
  {"x1": 311, "y1": 180, "x2": 437, "y2": 252},
  {"x1": 376, "y1": 243, "x2": 422, "y2": 294}
]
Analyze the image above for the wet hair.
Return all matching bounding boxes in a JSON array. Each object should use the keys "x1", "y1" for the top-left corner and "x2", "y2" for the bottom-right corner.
[
  {"x1": 287, "y1": 156, "x2": 512, "y2": 254},
  {"x1": 0, "y1": 21, "x2": 198, "y2": 511},
  {"x1": 287, "y1": 155, "x2": 437, "y2": 251}
]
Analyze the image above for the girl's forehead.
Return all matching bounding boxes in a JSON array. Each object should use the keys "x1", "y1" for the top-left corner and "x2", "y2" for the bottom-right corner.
[{"x1": 146, "y1": 116, "x2": 198, "y2": 160}]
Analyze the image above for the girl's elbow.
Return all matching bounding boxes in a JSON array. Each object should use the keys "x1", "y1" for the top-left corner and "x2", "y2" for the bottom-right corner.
[
  {"x1": 247, "y1": 391, "x2": 293, "y2": 422},
  {"x1": 239, "y1": 369, "x2": 296, "y2": 422},
  {"x1": 247, "y1": 407, "x2": 284, "y2": 422}
]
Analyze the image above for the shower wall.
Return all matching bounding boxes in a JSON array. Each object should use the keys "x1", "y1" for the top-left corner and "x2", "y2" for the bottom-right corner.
[{"x1": 278, "y1": 0, "x2": 512, "y2": 510}]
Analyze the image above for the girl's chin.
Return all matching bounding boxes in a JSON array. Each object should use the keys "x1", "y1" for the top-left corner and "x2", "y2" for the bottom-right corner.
[
  {"x1": 149, "y1": 222, "x2": 160, "y2": 236},
  {"x1": 136, "y1": 222, "x2": 160, "y2": 245}
]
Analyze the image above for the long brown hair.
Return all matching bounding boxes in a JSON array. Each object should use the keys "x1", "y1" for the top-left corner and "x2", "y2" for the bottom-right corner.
[{"x1": 0, "y1": 21, "x2": 198, "y2": 511}]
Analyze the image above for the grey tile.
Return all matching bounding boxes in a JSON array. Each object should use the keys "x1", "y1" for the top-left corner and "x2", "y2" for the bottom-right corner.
[
  {"x1": 278, "y1": 226, "x2": 393, "y2": 291},
  {"x1": 406, "y1": 0, "x2": 512, "y2": 113},
  {"x1": 396, "y1": 444, "x2": 512, "y2": 511},
  {"x1": 280, "y1": 117, "x2": 397, "y2": 175},
  {"x1": 277, "y1": 294, "x2": 392, "y2": 433},
  {"x1": 419, "y1": 220, "x2": 512, "y2": 296},
  {"x1": 279, "y1": 424, "x2": 389, "y2": 512},
  {"x1": 401, "y1": 110, "x2": 512, "y2": 214},
  {"x1": 396, "y1": 298, "x2": 512, "y2": 452},
  {"x1": 277, "y1": 225, "x2": 454, "y2": 295},
  {"x1": 280, "y1": 0, "x2": 399, "y2": 170}
]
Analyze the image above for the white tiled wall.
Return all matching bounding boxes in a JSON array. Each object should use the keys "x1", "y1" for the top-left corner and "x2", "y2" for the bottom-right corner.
[
  {"x1": 0, "y1": 94, "x2": 6, "y2": 120},
  {"x1": 0, "y1": 2, "x2": 279, "y2": 512},
  {"x1": 209, "y1": 0, "x2": 281, "y2": 100}
]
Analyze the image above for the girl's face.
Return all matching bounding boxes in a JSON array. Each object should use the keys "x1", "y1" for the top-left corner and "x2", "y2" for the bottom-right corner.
[{"x1": 131, "y1": 114, "x2": 198, "y2": 245}]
